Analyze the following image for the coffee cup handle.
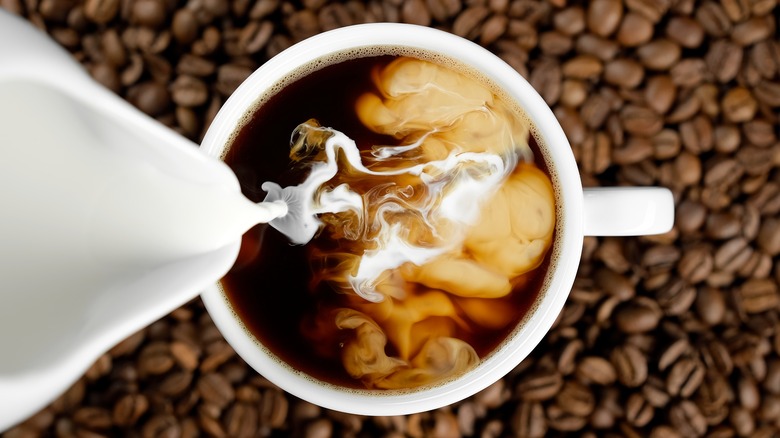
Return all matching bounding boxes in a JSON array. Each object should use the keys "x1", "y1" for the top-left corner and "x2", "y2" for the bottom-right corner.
[{"x1": 583, "y1": 187, "x2": 674, "y2": 236}]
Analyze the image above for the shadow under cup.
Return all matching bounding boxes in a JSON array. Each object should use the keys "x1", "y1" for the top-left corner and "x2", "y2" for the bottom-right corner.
[{"x1": 200, "y1": 23, "x2": 584, "y2": 416}]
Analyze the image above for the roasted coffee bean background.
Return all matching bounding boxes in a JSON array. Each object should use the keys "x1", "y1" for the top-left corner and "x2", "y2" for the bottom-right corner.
[{"x1": 2, "y1": 0, "x2": 779, "y2": 436}]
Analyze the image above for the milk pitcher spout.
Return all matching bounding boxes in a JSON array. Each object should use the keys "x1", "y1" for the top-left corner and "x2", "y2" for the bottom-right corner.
[{"x1": 0, "y1": 11, "x2": 260, "y2": 431}]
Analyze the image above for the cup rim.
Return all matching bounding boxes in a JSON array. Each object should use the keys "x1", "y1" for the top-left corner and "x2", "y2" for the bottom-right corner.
[{"x1": 200, "y1": 22, "x2": 584, "y2": 416}]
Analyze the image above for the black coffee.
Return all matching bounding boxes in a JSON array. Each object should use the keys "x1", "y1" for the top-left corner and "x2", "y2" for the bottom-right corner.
[{"x1": 221, "y1": 52, "x2": 555, "y2": 389}]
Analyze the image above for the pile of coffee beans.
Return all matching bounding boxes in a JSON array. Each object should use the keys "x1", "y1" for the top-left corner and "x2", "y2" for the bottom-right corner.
[{"x1": 2, "y1": 0, "x2": 779, "y2": 436}]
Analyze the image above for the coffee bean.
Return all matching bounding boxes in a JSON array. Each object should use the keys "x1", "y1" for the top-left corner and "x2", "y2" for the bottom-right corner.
[
  {"x1": 507, "y1": 21, "x2": 538, "y2": 51},
  {"x1": 644, "y1": 75, "x2": 676, "y2": 114},
  {"x1": 516, "y1": 369, "x2": 563, "y2": 401},
  {"x1": 113, "y1": 393, "x2": 149, "y2": 426},
  {"x1": 615, "y1": 297, "x2": 662, "y2": 333},
  {"x1": 223, "y1": 402, "x2": 258, "y2": 437},
  {"x1": 637, "y1": 39, "x2": 681, "y2": 71},
  {"x1": 666, "y1": 16, "x2": 704, "y2": 48},
  {"x1": 722, "y1": 86, "x2": 757, "y2": 122},
  {"x1": 452, "y1": 5, "x2": 489, "y2": 38},
  {"x1": 554, "y1": 106, "x2": 586, "y2": 145},
  {"x1": 137, "y1": 341, "x2": 174, "y2": 376},
  {"x1": 127, "y1": 80, "x2": 171, "y2": 117},
  {"x1": 562, "y1": 55, "x2": 603, "y2": 79},
  {"x1": 579, "y1": 131, "x2": 611, "y2": 174},
  {"x1": 171, "y1": 8, "x2": 198, "y2": 44},
  {"x1": 714, "y1": 237, "x2": 753, "y2": 273},
  {"x1": 88, "y1": 62, "x2": 122, "y2": 93},
  {"x1": 616, "y1": 12, "x2": 653, "y2": 46},
  {"x1": 611, "y1": 344, "x2": 648, "y2": 387},
  {"x1": 596, "y1": 295, "x2": 622, "y2": 325},
  {"x1": 696, "y1": 2, "x2": 732, "y2": 37},
  {"x1": 705, "y1": 39, "x2": 743, "y2": 84},
  {"x1": 604, "y1": 58, "x2": 644, "y2": 88},
  {"x1": 731, "y1": 406, "x2": 756, "y2": 436},
  {"x1": 695, "y1": 287, "x2": 726, "y2": 325},
  {"x1": 670, "y1": 59, "x2": 707, "y2": 89},
  {"x1": 613, "y1": 136, "x2": 654, "y2": 165},
  {"x1": 705, "y1": 211, "x2": 742, "y2": 240},
  {"x1": 131, "y1": 0, "x2": 167, "y2": 28},
  {"x1": 625, "y1": 0, "x2": 669, "y2": 23},
  {"x1": 621, "y1": 104, "x2": 663, "y2": 136},
  {"x1": 575, "y1": 34, "x2": 620, "y2": 60},
  {"x1": 477, "y1": 14, "x2": 507, "y2": 46},
  {"x1": 650, "y1": 425, "x2": 683, "y2": 438},
  {"x1": 545, "y1": 403, "x2": 587, "y2": 432},
  {"x1": 556, "y1": 380, "x2": 594, "y2": 417},
  {"x1": 586, "y1": 0, "x2": 622, "y2": 37},
  {"x1": 699, "y1": 338, "x2": 735, "y2": 375},
  {"x1": 757, "y1": 217, "x2": 780, "y2": 255},
  {"x1": 657, "y1": 338, "x2": 688, "y2": 372},
  {"x1": 529, "y1": 58, "x2": 562, "y2": 105},
  {"x1": 669, "y1": 401, "x2": 707, "y2": 437},
  {"x1": 238, "y1": 20, "x2": 273, "y2": 54},
  {"x1": 694, "y1": 83, "x2": 719, "y2": 116},
  {"x1": 594, "y1": 238, "x2": 631, "y2": 273},
  {"x1": 474, "y1": 379, "x2": 508, "y2": 410},
  {"x1": 511, "y1": 401, "x2": 546, "y2": 437},
  {"x1": 704, "y1": 158, "x2": 743, "y2": 190},
  {"x1": 73, "y1": 406, "x2": 112, "y2": 430},
  {"x1": 557, "y1": 339, "x2": 583, "y2": 376},
  {"x1": 192, "y1": 26, "x2": 221, "y2": 56},
  {"x1": 672, "y1": 152, "x2": 702, "y2": 187},
  {"x1": 738, "y1": 278, "x2": 779, "y2": 314},
  {"x1": 764, "y1": 359, "x2": 780, "y2": 394},
  {"x1": 737, "y1": 373, "x2": 760, "y2": 411},
  {"x1": 677, "y1": 246, "x2": 713, "y2": 284},
  {"x1": 576, "y1": 356, "x2": 617, "y2": 385},
  {"x1": 215, "y1": 63, "x2": 254, "y2": 97},
  {"x1": 142, "y1": 414, "x2": 180, "y2": 438},
  {"x1": 713, "y1": 124, "x2": 741, "y2": 154},
  {"x1": 667, "y1": 357, "x2": 705, "y2": 397},
  {"x1": 197, "y1": 373, "x2": 235, "y2": 409},
  {"x1": 655, "y1": 278, "x2": 696, "y2": 316},
  {"x1": 539, "y1": 31, "x2": 573, "y2": 56},
  {"x1": 551, "y1": 6, "x2": 583, "y2": 35},
  {"x1": 749, "y1": 182, "x2": 780, "y2": 215},
  {"x1": 626, "y1": 393, "x2": 653, "y2": 427},
  {"x1": 675, "y1": 200, "x2": 706, "y2": 233},
  {"x1": 749, "y1": 41, "x2": 779, "y2": 79},
  {"x1": 170, "y1": 75, "x2": 209, "y2": 107},
  {"x1": 176, "y1": 54, "x2": 216, "y2": 77},
  {"x1": 84, "y1": 0, "x2": 119, "y2": 23},
  {"x1": 743, "y1": 119, "x2": 777, "y2": 147},
  {"x1": 732, "y1": 16, "x2": 773, "y2": 47},
  {"x1": 158, "y1": 370, "x2": 193, "y2": 397},
  {"x1": 666, "y1": 94, "x2": 702, "y2": 125},
  {"x1": 642, "y1": 245, "x2": 681, "y2": 272}
]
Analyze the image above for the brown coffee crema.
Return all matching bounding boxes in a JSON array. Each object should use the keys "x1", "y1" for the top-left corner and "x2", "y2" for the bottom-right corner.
[{"x1": 222, "y1": 48, "x2": 557, "y2": 390}]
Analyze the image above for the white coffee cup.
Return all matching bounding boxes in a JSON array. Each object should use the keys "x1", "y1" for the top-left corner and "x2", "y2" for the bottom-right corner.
[{"x1": 200, "y1": 23, "x2": 673, "y2": 416}]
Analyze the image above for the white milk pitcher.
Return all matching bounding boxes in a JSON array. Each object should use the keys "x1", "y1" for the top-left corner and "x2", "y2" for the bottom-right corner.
[{"x1": 0, "y1": 11, "x2": 286, "y2": 431}]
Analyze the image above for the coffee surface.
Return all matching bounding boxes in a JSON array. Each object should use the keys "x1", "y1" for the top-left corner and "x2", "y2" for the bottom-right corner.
[{"x1": 222, "y1": 54, "x2": 555, "y2": 389}]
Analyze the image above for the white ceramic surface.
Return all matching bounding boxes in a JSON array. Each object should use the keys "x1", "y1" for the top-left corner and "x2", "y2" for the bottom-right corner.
[
  {"x1": 0, "y1": 11, "x2": 242, "y2": 432},
  {"x1": 200, "y1": 23, "x2": 674, "y2": 416}
]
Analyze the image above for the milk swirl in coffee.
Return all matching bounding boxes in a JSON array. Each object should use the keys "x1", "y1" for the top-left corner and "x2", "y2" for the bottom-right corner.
[{"x1": 222, "y1": 51, "x2": 555, "y2": 390}]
